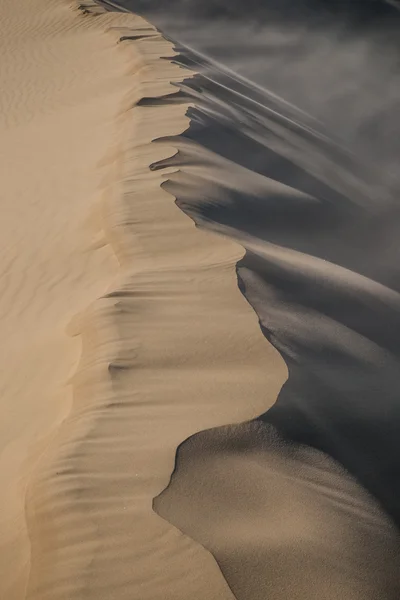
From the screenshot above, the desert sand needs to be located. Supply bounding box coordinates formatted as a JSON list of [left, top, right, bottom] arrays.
[[1, 2, 399, 600], [0, 1, 285, 598]]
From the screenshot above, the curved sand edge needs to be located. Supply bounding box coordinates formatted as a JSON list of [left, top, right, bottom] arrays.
[[1, 3, 286, 599]]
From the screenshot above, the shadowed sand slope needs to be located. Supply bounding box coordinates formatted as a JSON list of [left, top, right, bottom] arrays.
[[155, 423, 400, 600]]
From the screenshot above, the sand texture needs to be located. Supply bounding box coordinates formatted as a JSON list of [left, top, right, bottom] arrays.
[[0, 2, 285, 598], [2, 1, 399, 599]]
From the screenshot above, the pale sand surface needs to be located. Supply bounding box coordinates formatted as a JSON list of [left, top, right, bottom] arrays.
[[0, 2, 286, 599]]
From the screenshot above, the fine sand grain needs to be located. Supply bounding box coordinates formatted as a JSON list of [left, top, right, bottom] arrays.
[[0, 2, 286, 599]]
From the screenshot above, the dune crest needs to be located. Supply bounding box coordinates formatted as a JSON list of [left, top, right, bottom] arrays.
[[0, 1, 287, 599], [2, 1, 399, 599]]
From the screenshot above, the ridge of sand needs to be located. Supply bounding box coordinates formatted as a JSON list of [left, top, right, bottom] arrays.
[[0, 2, 286, 599]]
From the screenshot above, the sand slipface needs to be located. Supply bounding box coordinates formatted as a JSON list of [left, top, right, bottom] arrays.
[[0, 1, 285, 599]]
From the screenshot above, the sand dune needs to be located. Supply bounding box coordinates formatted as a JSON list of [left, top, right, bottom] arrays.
[[0, 1, 286, 598], [3, 1, 399, 599]]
